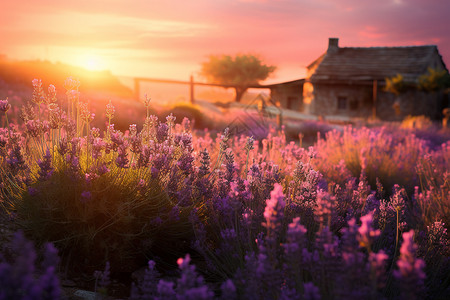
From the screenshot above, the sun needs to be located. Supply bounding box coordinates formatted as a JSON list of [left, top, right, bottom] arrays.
[[78, 54, 106, 71]]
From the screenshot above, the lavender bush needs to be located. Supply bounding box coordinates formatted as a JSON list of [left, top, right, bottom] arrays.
[[0, 79, 449, 299], [0, 231, 61, 299]]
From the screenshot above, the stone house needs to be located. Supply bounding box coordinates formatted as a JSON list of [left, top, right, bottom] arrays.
[[302, 38, 448, 121]]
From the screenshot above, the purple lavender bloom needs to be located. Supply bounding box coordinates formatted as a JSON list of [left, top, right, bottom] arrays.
[[130, 134, 142, 154], [169, 205, 180, 222], [314, 189, 336, 227], [198, 148, 210, 177], [368, 250, 388, 289], [284, 217, 307, 255], [357, 212, 381, 249], [58, 137, 69, 156], [263, 183, 286, 234], [177, 132, 193, 150], [181, 117, 191, 132], [94, 261, 111, 293], [175, 254, 214, 299], [0, 231, 61, 299], [37, 149, 54, 181], [25, 119, 46, 138], [80, 190, 92, 203], [156, 123, 169, 143], [303, 282, 321, 300], [177, 152, 195, 175], [427, 221, 450, 253], [7, 145, 26, 174], [157, 280, 176, 299], [95, 162, 110, 176], [151, 166, 159, 179], [38, 265, 61, 300], [92, 137, 106, 159], [41, 243, 60, 271], [28, 187, 39, 196], [220, 279, 236, 300], [394, 230, 426, 299], [110, 129, 125, 147], [130, 260, 161, 300], [116, 144, 129, 168], [0, 98, 11, 112]]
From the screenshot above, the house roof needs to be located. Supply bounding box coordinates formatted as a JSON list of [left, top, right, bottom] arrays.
[[307, 44, 447, 83]]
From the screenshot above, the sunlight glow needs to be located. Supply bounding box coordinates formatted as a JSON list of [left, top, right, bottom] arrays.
[[78, 54, 106, 71]]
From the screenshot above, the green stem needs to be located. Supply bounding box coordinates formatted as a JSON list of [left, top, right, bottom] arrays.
[[244, 150, 250, 178]]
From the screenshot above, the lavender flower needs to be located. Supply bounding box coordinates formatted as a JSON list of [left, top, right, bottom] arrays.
[[303, 282, 321, 300], [199, 148, 211, 177], [80, 191, 92, 203], [7, 145, 27, 174], [166, 113, 176, 127], [63, 77, 80, 90], [368, 250, 388, 289], [357, 212, 381, 249], [427, 221, 450, 253], [157, 280, 176, 299], [25, 119, 44, 138], [94, 261, 111, 294], [0, 98, 11, 112], [182, 117, 191, 132], [0, 231, 61, 299], [314, 189, 336, 227], [394, 230, 426, 299], [175, 254, 214, 299], [156, 123, 169, 143], [37, 149, 54, 181], [32, 78, 45, 105], [116, 144, 129, 168], [219, 280, 237, 300], [284, 217, 307, 256], [130, 260, 160, 300], [106, 100, 115, 120], [263, 183, 286, 232], [91, 137, 106, 159]]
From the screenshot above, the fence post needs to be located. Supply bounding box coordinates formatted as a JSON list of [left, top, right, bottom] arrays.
[[277, 112, 283, 129], [190, 75, 195, 104]]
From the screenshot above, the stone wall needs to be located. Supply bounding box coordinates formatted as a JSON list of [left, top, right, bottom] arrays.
[[377, 90, 446, 121], [304, 82, 447, 121], [270, 82, 303, 111], [306, 83, 373, 118]]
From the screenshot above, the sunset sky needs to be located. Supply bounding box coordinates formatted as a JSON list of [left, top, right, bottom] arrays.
[[2, 0, 450, 84]]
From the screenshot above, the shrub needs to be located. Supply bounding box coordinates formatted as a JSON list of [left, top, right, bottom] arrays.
[[1, 79, 450, 299], [0, 231, 61, 299], [165, 103, 208, 129], [313, 126, 429, 194], [401, 115, 434, 130]]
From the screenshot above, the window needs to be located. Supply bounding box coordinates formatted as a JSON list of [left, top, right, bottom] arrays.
[[337, 96, 347, 110]]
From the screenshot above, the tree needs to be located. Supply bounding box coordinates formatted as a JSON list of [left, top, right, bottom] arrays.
[[418, 67, 450, 93], [200, 54, 276, 102], [384, 74, 413, 95]]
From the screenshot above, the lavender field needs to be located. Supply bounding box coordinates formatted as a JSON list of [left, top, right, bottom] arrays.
[[1, 79, 449, 299]]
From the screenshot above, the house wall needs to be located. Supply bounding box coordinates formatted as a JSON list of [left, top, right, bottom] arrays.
[[304, 82, 373, 118], [304, 81, 446, 121], [270, 82, 304, 111], [377, 90, 446, 121]]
